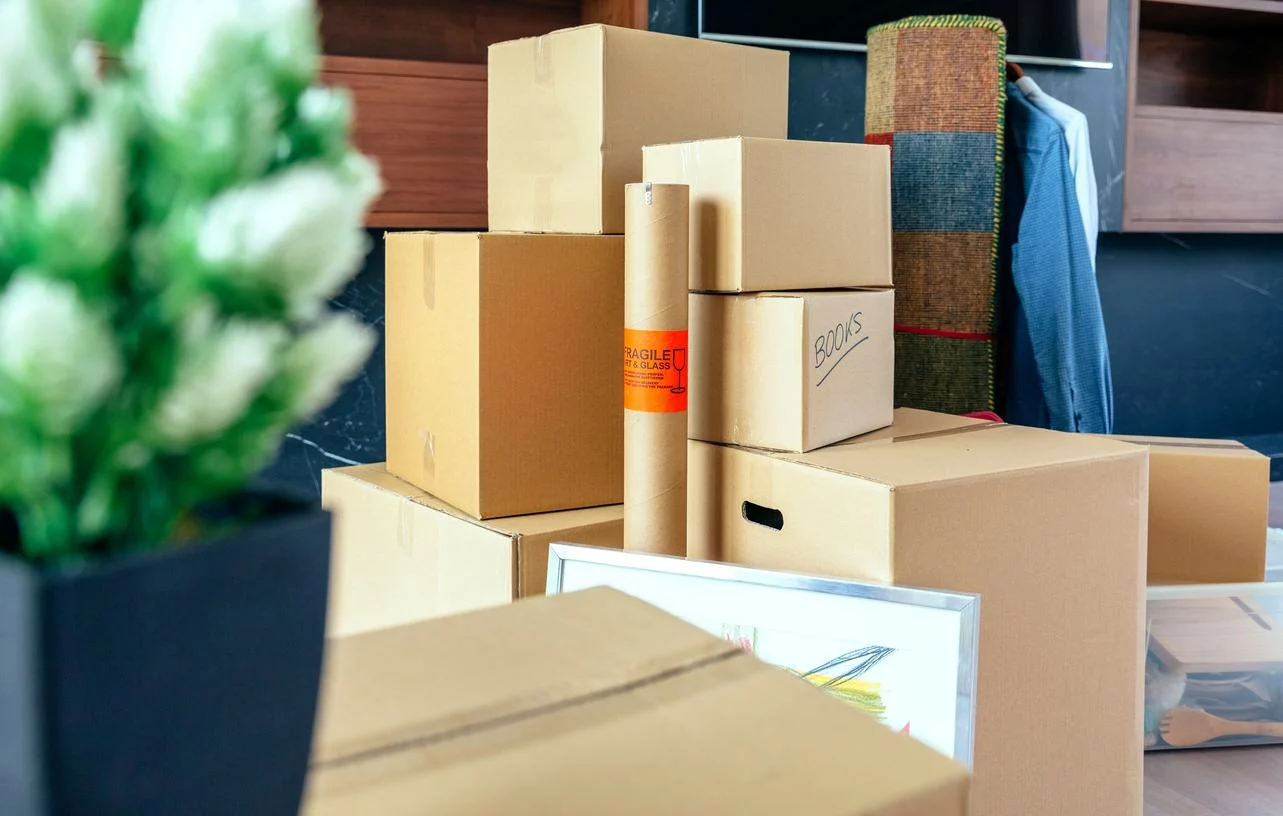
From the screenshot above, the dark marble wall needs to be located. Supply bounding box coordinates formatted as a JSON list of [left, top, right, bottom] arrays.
[[258, 233, 387, 497], [1097, 234, 1283, 440], [262, 0, 1283, 498]]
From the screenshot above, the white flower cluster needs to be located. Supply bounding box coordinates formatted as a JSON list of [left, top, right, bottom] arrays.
[[0, 0, 381, 555], [0, 273, 120, 435], [0, 1, 77, 158]]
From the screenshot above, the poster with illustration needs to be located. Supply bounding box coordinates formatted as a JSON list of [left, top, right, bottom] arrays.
[[547, 543, 979, 765]]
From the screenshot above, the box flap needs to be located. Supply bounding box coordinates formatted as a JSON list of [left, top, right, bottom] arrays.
[[307, 588, 968, 815], [834, 406, 988, 444], [1109, 434, 1263, 460], [778, 413, 1144, 488], [324, 465, 504, 536], [327, 462, 433, 502], [501, 504, 624, 537]]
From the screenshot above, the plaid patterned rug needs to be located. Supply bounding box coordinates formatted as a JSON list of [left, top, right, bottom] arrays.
[[865, 16, 1008, 414]]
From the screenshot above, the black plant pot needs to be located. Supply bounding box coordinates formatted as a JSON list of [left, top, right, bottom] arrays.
[[0, 494, 331, 816]]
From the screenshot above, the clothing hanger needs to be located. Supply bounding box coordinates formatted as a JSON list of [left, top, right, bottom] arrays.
[[1006, 60, 1025, 82]]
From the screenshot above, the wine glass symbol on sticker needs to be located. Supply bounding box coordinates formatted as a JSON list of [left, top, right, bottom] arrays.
[[671, 347, 687, 395]]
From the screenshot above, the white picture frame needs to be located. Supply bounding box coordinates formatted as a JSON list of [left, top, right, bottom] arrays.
[[547, 543, 980, 765]]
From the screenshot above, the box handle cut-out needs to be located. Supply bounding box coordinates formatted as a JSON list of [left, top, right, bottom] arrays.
[[742, 501, 784, 531]]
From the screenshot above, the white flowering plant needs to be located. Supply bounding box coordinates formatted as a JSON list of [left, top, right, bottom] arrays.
[[0, 0, 380, 561]]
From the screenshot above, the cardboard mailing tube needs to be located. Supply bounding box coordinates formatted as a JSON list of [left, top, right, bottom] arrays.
[[623, 182, 689, 556]]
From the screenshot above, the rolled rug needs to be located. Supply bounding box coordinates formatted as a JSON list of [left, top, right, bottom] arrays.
[[864, 15, 1008, 414]]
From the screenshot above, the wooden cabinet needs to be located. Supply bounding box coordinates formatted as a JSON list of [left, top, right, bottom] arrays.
[[1127, 106, 1283, 231], [324, 58, 487, 228], [318, 0, 649, 229], [1124, 0, 1283, 232]]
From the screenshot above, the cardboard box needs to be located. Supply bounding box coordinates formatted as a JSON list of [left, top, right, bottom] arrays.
[[488, 25, 788, 235], [320, 464, 623, 637], [385, 231, 623, 519], [306, 588, 970, 815], [690, 289, 894, 452], [1112, 435, 1269, 585], [689, 409, 1149, 816], [643, 137, 892, 292]]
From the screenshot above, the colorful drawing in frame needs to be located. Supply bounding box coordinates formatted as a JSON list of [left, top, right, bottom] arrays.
[[547, 543, 979, 765]]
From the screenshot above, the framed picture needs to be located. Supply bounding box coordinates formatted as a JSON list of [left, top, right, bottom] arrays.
[[546, 543, 980, 765]]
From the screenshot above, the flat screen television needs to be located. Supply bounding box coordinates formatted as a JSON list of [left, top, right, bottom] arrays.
[[699, 0, 1111, 68]]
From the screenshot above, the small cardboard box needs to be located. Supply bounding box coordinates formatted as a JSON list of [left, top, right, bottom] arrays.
[[306, 588, 970, 815], [320, 464, 623, 637], [488, 25, 788, 235], [690, 289, 894, 452], [643, 137, 892, 292], [385, 231, 623, 519], [1111, 435, 1269, 584], [689, 409, 1149, 816]]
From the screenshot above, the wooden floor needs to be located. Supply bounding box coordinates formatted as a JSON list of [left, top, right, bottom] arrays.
[[1146, 747, 1283, 814], [1144, 482, 1283, 814]]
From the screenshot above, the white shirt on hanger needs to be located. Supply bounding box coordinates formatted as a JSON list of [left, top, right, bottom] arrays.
[[1016, 76, 1099, 272]]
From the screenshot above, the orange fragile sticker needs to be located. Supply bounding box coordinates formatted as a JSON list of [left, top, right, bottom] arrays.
[[623, 328, 689, 413]]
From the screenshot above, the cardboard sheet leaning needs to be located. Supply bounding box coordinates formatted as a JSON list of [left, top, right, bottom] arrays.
[[623, 183, 689, 556]]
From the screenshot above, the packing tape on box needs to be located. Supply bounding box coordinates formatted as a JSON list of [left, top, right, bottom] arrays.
[[534, 35, 553, 85], [397, 498, 415, 556], [1126, 438, 1248, 451], [818, 419, 1010, 452], [421, 239, 436, 310], [533, 176, 553, 232], [889, 421, 1009, 445], [419, 429, 436, 480]]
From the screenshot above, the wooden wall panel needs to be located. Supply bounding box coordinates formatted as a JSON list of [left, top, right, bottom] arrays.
[[581, 0, 647, 29], [317, 0, 648, 228], [318, 0, 582, 63], [323, 58, 488, 229], [1126, 107, 1283, 231]]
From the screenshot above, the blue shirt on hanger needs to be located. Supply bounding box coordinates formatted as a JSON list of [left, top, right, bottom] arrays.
[[1003, 84, 1114, 434]]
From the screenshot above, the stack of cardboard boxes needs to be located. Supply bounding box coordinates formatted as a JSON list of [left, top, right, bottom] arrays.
[[644, 136, 895, 455], [314, 20, 1275, 816], [321, 26, 790, 637]]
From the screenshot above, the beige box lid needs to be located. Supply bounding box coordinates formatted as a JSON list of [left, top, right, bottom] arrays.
[[384, 231, 624, 519], [321, 465, 623, 637], [644, 136, 891, 291], [488, 25, 788, 234], [306, 588, 969, 815]]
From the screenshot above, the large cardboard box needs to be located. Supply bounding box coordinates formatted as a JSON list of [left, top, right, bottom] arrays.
[[643, 137, 892, 291], [320, 464, 623, 637], [488, 25, 788, 235], [689, 409, 1149, 816], [385, 231, 623, 519], [1112, 435, 1269, 584], [306, 588, 970, 815], [690, 289, 894, 452]]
